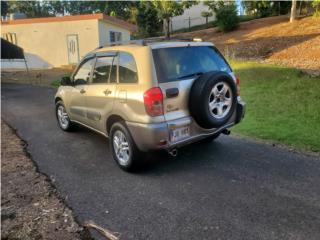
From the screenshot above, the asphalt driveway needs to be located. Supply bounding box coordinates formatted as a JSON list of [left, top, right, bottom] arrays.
[[2, 84, 320, 240]]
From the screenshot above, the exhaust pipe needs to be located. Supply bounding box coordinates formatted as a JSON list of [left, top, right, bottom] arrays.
[[222, 129, 231, 135], [168, 148, 178, 157]]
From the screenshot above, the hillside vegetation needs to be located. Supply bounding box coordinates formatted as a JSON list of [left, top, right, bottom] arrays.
[[176, 16, 320, 75]]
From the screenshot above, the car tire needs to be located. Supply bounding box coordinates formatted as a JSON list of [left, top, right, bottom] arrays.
[[55, 101, 76, 131], [110, 122, 142, 172], [189, 71, 237, 129]]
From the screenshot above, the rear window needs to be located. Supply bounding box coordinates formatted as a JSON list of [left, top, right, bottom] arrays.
[[152, 46, 232, 83]]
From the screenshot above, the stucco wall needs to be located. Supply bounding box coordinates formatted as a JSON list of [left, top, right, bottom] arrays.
[[98, 20, 131, 46], [171, 2, 216, 31], [2, 19, 100, 68]]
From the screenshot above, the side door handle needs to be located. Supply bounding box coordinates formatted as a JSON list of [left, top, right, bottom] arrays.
[[103, 89, 112, 95], [80, 89, 86, 94]]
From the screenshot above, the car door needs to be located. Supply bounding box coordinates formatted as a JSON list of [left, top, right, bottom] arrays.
[[68, 57, 95, 123], [113, 52, 140, 121], [84, 52, 117, 132]]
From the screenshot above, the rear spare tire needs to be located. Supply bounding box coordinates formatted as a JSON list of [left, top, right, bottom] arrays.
[[189, 71, 237, 129]]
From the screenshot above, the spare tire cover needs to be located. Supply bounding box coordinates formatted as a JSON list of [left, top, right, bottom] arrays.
[[189, 71, 237, 129]]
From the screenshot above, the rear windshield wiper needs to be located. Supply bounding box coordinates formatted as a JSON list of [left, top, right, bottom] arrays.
[[177, 71, 204, 80]]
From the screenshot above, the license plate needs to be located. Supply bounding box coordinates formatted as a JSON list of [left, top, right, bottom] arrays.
[[170, 126, 190, 142]]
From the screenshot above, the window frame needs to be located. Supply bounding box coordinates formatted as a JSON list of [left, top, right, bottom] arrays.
[[71, 56, 95, 86], [89, 51, 118, 85], [117, 51, 139, 85], [109, 31, 122, 43]]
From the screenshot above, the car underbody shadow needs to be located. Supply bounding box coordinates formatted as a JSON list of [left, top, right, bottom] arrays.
[[135, 139, 226, 174]]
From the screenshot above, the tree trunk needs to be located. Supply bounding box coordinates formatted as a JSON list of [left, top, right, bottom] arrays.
[[298, 0, 303, 16], [165, 17, 170, 39], [206, 17, 208, 26], [290, 0, 297, 22]]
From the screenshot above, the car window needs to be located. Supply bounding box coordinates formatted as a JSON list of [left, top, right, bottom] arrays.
[[118, 52, 138, 84], [73, 58, 94, 85], [152, 46, 232, 83], [92, 56, 116, 84]]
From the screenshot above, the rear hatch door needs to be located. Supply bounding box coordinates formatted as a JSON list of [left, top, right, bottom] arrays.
[[152, 44, 233, 122]]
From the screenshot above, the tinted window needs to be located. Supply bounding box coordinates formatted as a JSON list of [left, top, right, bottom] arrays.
[[73, 58, 94, 85], [92, 56, 116, 84], [118, 52, 138, 83], [152, 46, 232, 83]]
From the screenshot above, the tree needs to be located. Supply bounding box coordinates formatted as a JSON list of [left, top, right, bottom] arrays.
[[7, 1, 51, 17], [312, 0, 320, 16], [290, 0, 297, 22], [152, 0, 196, 39], [241, 1, 292, 17], [102, 1, 139, 21], [46, 1, 69, 16], [1, 1, 8, 17], [201, 11, 213, 26], [215, 4, 239, 32], [136, 1, 162, 37], [241, 1, 272, 17], [204, 1, 239, 32]]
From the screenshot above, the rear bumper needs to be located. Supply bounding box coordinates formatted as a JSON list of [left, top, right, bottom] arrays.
[[127, 100, 246, 152]]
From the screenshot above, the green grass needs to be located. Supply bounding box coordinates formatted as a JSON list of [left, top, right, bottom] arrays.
[[230, 60, 320, 152], [51, 79, 61, 88]]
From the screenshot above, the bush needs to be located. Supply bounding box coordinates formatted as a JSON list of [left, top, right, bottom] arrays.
[[215, 4, 239, 32], [313, 0, 320, 17]]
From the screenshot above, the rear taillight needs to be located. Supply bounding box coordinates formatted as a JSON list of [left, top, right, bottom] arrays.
[[236, 77, 240, 96], [143, 87, 164, 117]]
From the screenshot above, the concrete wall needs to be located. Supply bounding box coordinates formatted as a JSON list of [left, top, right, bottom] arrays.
[[171, 2, 216, 31], [98, 20, 131, 46], [2, 19, 100, 68]]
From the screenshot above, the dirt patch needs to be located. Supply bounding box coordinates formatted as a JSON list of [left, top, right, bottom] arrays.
[[1, 121, 92, 240], [176, 15, 320, 74], [1, 68, 73, 86]]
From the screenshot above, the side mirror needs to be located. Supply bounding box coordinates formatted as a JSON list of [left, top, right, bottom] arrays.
[[61, 76, 72, 86]]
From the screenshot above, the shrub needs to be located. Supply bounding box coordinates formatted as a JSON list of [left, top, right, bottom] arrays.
[[313, 0, 320, 17], [215, 4, 239, 32]]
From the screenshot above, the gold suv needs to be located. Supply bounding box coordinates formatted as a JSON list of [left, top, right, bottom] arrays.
[[55, 39, 245, 171]]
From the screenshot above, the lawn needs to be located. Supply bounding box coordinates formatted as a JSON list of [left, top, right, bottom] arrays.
[[230, 60, 320, 152]]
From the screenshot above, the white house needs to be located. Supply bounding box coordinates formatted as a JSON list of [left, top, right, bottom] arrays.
[[1, 13, 137, 69]]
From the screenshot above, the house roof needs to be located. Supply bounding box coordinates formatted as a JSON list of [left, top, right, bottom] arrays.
[[1, 13, 137, 32]]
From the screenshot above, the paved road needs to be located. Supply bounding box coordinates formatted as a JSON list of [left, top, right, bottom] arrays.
[[2, 84, 320, 240]]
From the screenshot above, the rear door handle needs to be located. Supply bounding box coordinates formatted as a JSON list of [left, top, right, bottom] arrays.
[[166, 88, 179, 98], [80, 89, 86, 94], [103, 89, 112, 95]]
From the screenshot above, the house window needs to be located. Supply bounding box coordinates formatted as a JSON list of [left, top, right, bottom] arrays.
[[110, 31, 122, 43], [3, 33, 17, 45]]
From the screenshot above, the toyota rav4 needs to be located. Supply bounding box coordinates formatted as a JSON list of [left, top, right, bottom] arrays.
[[55, 38, 245, 171]]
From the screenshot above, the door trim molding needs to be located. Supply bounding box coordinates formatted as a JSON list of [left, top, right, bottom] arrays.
[[66, 34, 80, 64]]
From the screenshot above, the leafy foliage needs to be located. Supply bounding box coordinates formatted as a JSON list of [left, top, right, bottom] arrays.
[[136, 1, 162, 38], [152, 0, 196, 38], [1, 1, 8, 17], [313, 0, 320, 16], [214, 3, 239, 32], [6, 1, 52, 17], [201, 11, 213, 25], [242, 1, 291, 17], [103, 1, 138, 21]]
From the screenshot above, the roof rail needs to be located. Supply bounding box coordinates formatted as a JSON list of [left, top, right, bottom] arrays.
[[143, 37, 203, 44], [95, 37, 203, 49]]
